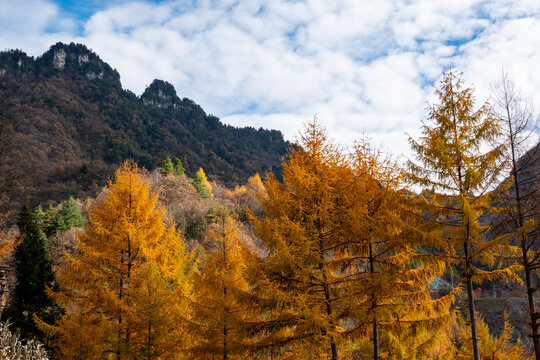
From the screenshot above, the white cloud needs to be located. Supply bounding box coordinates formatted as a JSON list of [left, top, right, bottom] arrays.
[[2, 0, 540, 162], [0, 0, 75, 53], [458, 17, 540, 102]]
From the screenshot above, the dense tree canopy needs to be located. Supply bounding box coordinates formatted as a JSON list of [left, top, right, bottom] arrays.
[[42, 161, 196, 359]]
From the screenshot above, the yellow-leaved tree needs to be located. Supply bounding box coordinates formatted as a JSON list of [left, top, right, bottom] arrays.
[[436, 312, 529, 360], [0, 209, 14, 319], [406, 70, 522, 360], [247, 120, 350, 360], [226, 173, 266, 221], [247, 120, 455, 360], [192, 167, 213, 199], [41, 161, 196, 359], [191, 209, 255, 359], [344, 139, 453, 360]]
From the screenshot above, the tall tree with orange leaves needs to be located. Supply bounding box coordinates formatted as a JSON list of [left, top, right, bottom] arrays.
[[407, 70, 522, 360], [247, 120, 351, 360], [41, 161, 196, 359], [191, 209, 254, 359], [342, 139, 453, 360]]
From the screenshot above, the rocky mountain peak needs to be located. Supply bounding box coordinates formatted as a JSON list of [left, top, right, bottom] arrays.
[[0, 49, 35, 80], [141, 79, 181, 109], [41, 42, 96, 69], [36, 42, 121, 85]]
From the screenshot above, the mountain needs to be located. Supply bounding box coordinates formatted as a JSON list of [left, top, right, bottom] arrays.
[[0, 42, 290, 206]]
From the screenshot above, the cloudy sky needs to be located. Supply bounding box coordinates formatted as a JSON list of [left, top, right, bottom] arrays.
[[1, 0, 540, 159]]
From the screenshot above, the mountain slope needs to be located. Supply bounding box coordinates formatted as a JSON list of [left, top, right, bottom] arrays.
[[0, 42, 290, 205]]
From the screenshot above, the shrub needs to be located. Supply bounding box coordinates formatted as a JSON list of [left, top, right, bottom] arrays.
[[0, 321, 49, 359]]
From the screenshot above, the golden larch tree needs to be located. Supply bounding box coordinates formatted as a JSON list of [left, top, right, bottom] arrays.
[[436, 312, 529, 360], [191, 210, 254, 359], [407, 70, 522, 360], [192, 167, 213, 199], [0, 208, 14, 319], [247, 120, 351, 360], [343, 139, 452, 360], [43, 161, 196, 359]]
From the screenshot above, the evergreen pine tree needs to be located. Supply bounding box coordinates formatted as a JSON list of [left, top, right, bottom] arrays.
[[33, 205, 46, 228], [42, 205, 60, 238], [173, 158, 185, 176], [4, 202, 59, 340], [56, 196, 85, 232], [161, 157, 174, 176]]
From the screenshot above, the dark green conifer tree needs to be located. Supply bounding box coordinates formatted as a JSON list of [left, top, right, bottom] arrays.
[[34, 205, 46, 228], [56, 196, 85, 232], [161, 157, 174, 176], [35, 198, 85, 237], [173, 158, 185, 176], [41, 205, 60, 238], [3, 202, 60, 340]]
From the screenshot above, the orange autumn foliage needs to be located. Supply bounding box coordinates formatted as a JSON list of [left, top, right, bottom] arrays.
[[42, 161, 196, 359], [407, 71, 523, 360], [191, 211, 255, 359]]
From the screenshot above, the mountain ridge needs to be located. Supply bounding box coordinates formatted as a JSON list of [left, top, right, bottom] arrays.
[[0, 42, 290, 206]]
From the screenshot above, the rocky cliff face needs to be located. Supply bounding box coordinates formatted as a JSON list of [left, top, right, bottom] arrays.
[[0, 50, 35, 81], [52, 48, 66, 69], [36, 42, 121, 85]]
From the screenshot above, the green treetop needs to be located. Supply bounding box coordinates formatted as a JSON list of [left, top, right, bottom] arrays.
[[161, 157, 174, 176], [57, 196, 85, 232], [173, 158, 185, 176]]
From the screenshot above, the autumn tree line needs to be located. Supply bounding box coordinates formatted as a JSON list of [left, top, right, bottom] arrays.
[[0, 70, 539, 360]]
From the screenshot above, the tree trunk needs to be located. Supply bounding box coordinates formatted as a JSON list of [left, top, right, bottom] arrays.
[[523, 240, 540, 358], [223, 223, 229, 360], [509, 119, 540, 359], [372, 318, 379, 360], [318, 233, 338, 360], [223, 322, 228, 360], [464, 243, 480, 360], [323, 282, 338, 360], [369, 242, 379, 360]]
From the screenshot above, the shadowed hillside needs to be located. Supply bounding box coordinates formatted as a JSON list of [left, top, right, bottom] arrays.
[[0, 42, 290, 206]]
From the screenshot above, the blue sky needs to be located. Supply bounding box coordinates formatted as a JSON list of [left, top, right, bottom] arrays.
[[54, 0, 108, 20], [53, 0, 170, 22], [1, 0, 540, 159]]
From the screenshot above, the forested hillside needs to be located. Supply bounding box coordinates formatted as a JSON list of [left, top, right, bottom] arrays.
[[0, 42, 290, 206]]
